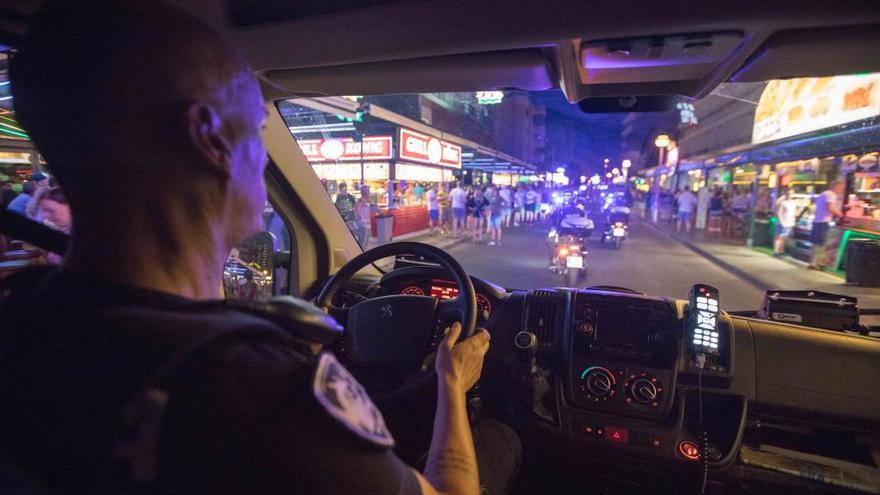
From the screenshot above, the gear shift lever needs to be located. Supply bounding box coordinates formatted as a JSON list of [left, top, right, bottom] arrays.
[[512, 331, 552, 421], [513, 331, 537, 373]]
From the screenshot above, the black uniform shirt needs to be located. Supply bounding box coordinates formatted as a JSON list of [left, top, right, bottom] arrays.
[[0, 270, 420, 494]]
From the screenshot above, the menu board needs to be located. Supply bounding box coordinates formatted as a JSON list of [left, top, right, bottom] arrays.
[[753, 73, 880, 144]]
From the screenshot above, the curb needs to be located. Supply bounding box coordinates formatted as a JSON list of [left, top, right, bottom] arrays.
[[387, 229, 471, 252], [639, 219, 772, 291]]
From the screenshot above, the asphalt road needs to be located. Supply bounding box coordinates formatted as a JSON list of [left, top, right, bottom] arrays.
[[442, 221, 766, 311]]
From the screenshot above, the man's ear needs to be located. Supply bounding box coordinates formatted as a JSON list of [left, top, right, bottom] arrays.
[[185, 102, 232, 179]]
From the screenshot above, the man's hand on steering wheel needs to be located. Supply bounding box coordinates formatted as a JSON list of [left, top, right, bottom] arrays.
[[436, 322, 491, 393]]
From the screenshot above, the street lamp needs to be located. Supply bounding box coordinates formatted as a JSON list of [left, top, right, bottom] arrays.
[[652, 134, 671, 223], [621, 159, 632, 181]]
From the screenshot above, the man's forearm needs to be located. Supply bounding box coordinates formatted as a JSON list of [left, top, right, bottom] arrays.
[[423, 380, 479, 495]]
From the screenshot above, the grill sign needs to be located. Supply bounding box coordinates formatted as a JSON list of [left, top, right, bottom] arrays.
[[298, 136, 392, 162], [399, 128, 462, 169]]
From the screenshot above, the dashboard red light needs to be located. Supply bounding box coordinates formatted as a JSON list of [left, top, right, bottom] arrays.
[[401, 286, 425, 296], [604, 426, 629, 444], [678, 441, 700, 461], [430, 284, 459, 299]]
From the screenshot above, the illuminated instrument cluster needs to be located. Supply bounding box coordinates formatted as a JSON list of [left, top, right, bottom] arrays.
[[400, 281, 493, 316]]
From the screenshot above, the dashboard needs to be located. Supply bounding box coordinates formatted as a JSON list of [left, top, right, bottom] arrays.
[[346, 269, 880, 492]]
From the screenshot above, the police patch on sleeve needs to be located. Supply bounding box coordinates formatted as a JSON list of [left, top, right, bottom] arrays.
[[312, 352, 395, 448]]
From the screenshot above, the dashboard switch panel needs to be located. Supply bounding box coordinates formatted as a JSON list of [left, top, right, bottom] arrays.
[[569, 292, 678, 417]]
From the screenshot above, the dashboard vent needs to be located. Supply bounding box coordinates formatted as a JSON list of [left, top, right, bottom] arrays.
[[531, 289, 557, 298], [526, 290, 563, 346]]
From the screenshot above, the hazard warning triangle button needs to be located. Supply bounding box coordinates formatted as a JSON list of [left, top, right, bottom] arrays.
[[604, 426, 629, 443]]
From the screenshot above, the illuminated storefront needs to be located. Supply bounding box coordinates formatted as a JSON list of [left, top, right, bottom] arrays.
[[281, 96, 535, 237], [677, 73, 880, 271]]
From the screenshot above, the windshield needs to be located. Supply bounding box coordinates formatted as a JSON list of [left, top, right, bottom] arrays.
[[279, 77, 880, 311]]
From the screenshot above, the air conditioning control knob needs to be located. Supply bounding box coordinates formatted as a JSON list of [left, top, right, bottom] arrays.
[[629, 378, 658, 404], [580, 366, 617, 401]]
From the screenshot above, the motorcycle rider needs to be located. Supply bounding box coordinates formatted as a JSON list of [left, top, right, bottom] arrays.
[[548, 198, 593, 268]]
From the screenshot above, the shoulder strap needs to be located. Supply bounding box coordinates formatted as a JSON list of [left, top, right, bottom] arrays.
[[113, 324, 289, 489]]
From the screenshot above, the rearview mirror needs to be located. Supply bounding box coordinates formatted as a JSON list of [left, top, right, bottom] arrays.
[[223, 231, 275, 300]]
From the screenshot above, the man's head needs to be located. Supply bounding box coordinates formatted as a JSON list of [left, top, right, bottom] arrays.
[[338, 183, 348, 195], [12, 0, 268, 248], [37, 187, 72, 232], [30, 172, 49, 189], [829, 179, 845, 196]]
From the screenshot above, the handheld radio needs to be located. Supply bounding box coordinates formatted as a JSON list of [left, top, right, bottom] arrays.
[[688, 284, 720, 363]]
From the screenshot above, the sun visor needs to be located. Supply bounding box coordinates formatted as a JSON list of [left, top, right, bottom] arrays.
[[731, 25, 880, 82]]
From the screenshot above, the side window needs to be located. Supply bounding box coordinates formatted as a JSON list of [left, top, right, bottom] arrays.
[[222, 201, 292, 300]]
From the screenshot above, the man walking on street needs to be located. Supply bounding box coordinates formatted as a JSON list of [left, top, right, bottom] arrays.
[[675, 187, 698, 234], [514, 186, 526, 226], [355, 185, 375, 247], [524, 186, 538, 224], [427, 183, 441, 235], [809, 180, 845, 270], [499, 185, 513, 228], [450, 181, 467, 238], [487, 187, 507, 246], [773, 187, 798, 256]]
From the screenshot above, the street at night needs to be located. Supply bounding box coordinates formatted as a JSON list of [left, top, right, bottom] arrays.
[[437, 221, 765, 310]]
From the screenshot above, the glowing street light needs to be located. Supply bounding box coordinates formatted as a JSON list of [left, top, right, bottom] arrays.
[[580, 175, 587, 183], [556, 167, 566, 173], [611, 168, 620, 175], [621, 159, 633, 181], [652, 134, 673, 223], [605, 172, 612, 179]]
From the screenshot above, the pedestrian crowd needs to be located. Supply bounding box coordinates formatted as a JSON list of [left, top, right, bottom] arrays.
[[329, 179, 552, 248], [435, 182, 547, 246], [639, 178, 846, 272]]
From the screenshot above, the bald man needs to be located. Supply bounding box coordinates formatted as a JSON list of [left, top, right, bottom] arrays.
[[0, 1, 518, 494]]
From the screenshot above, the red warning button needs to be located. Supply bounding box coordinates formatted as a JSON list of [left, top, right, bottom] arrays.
[[678, 441, 700, 461], [604, 426, 629, 444]]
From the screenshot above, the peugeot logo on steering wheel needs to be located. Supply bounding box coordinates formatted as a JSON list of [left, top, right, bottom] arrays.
[[380, 304, 394, 320]]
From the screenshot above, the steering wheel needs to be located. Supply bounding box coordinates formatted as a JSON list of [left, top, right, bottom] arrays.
[[316, 241, 477, 398]]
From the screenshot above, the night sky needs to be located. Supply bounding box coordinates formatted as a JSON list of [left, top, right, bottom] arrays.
[[531, 90, 678, 176]]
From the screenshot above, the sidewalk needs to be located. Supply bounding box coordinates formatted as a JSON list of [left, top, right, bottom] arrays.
[[368, 226, 470, 252], [643, 218, 880, 308]]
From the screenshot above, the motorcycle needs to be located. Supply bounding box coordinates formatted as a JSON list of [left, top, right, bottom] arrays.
[[601, 206, 630, 250], [602, 220, 627, 250], [548, 229, 590, 287]]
